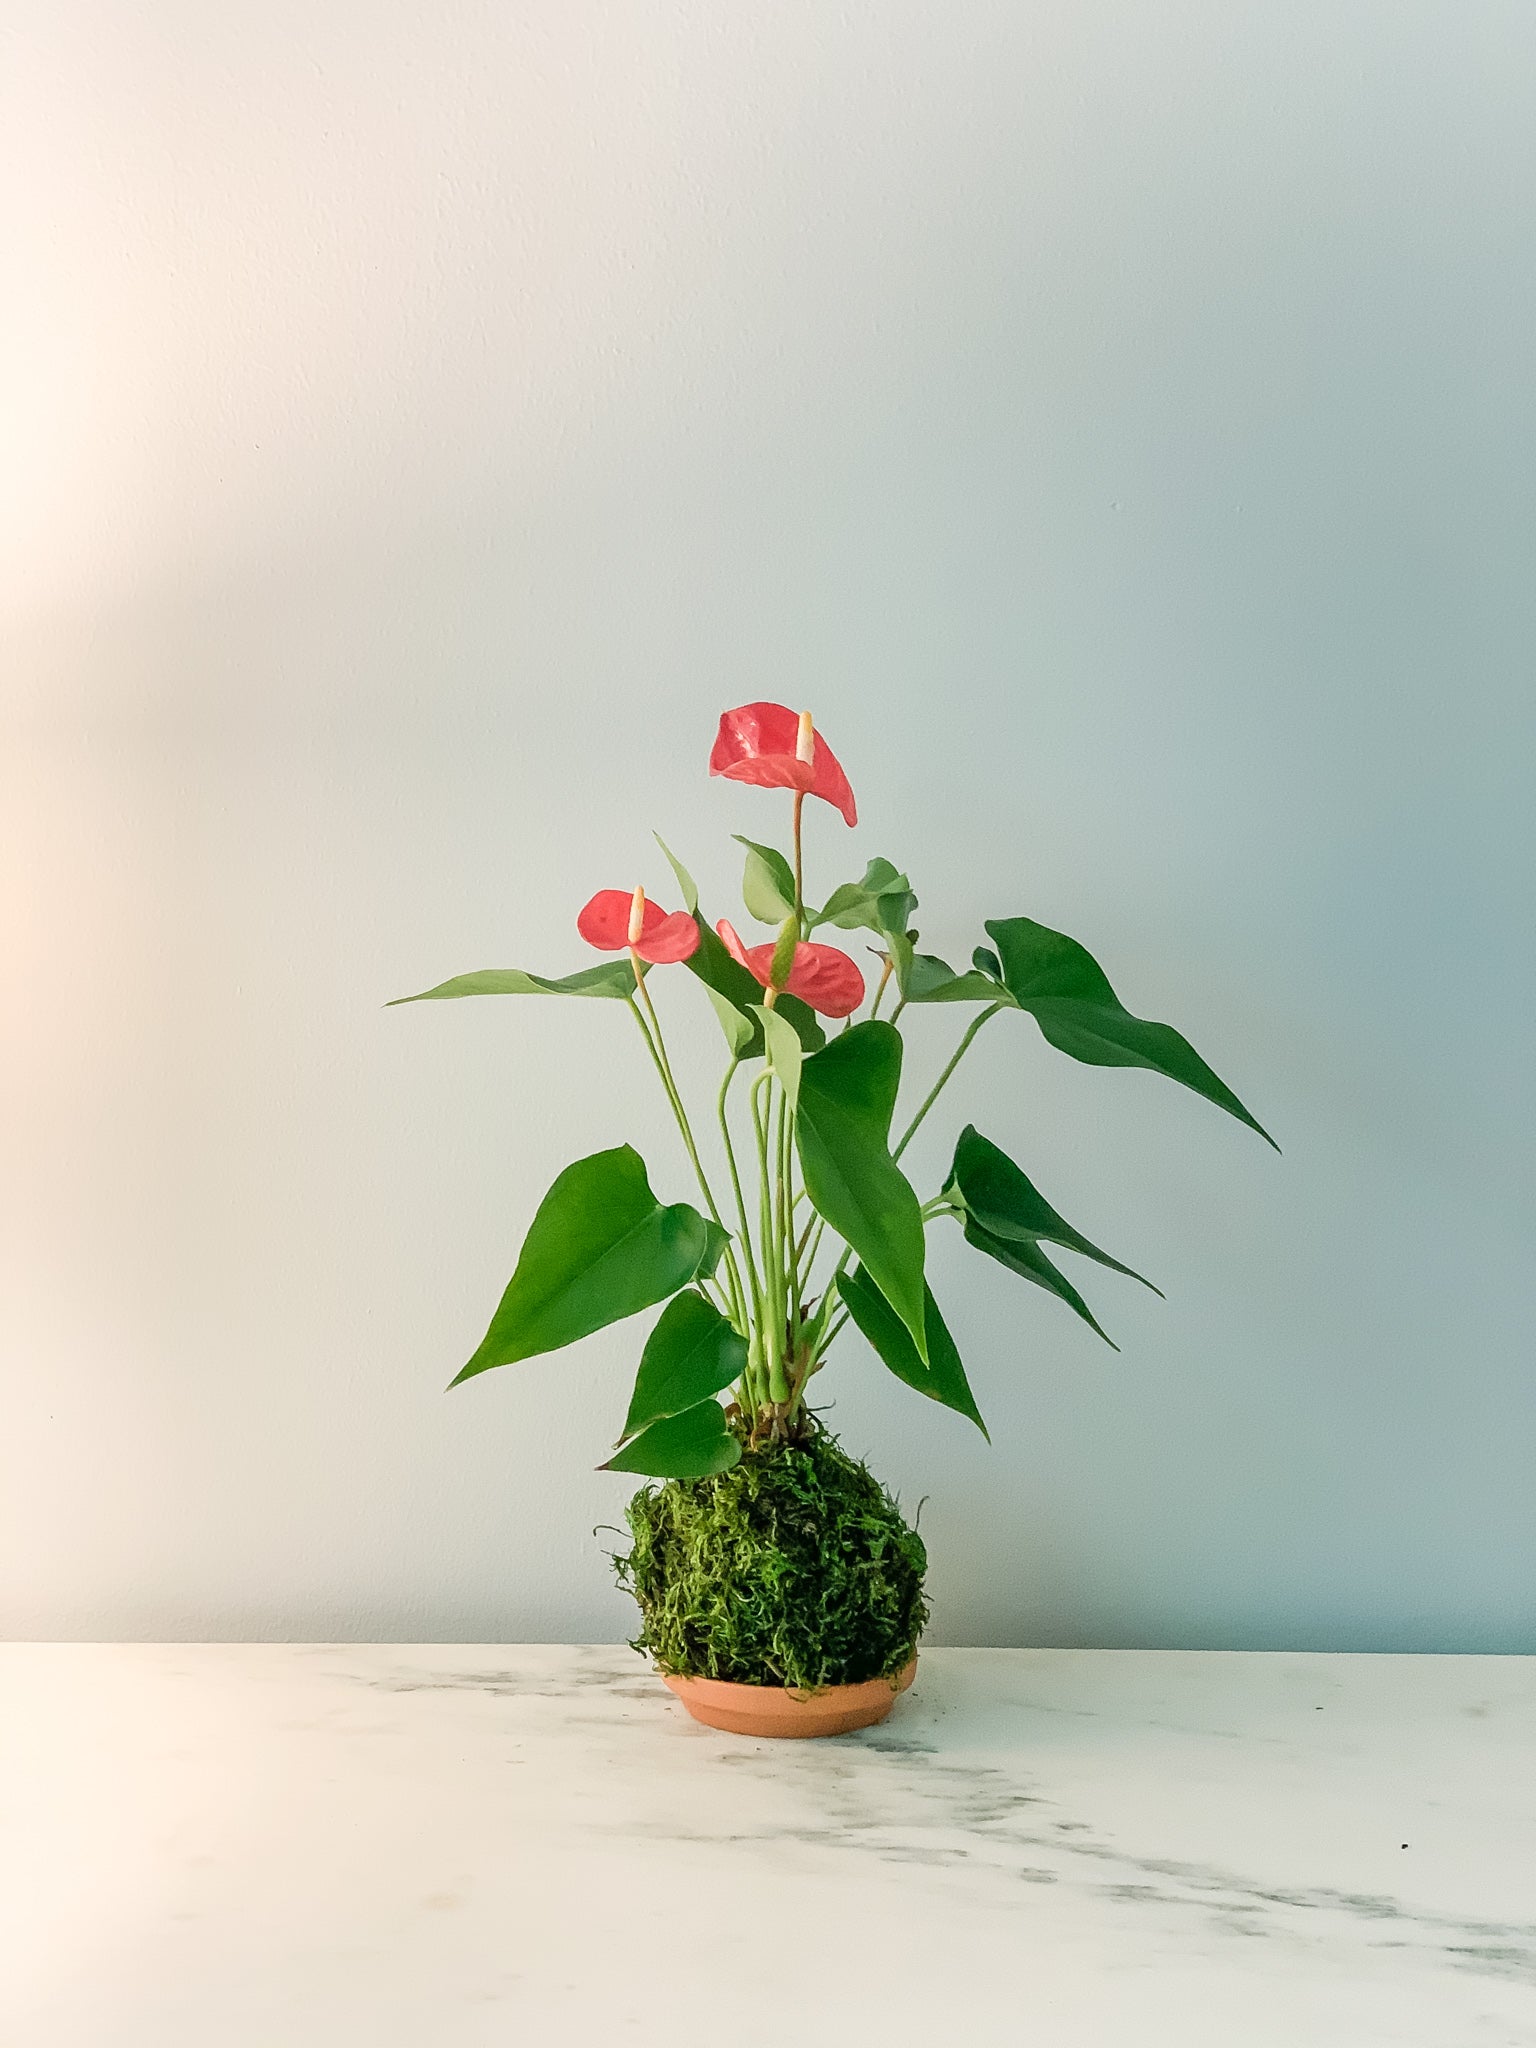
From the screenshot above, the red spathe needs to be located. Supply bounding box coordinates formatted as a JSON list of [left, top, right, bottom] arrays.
[[717, 919, 865, 1018], [577, 891, 700, 964], [709, 703, 858, 827]]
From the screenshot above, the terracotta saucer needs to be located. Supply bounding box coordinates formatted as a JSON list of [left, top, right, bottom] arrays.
[[662, 1657, 917, 1738]]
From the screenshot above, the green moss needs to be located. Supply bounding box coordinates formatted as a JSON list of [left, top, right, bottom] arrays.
[[615, 1426, 928, 1689]]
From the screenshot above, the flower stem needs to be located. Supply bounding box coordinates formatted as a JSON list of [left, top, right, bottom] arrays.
[[869, 955, 894, 1019], [791, 790, 806, 937], [717, 1059, 761, 1305], [624, 988, 748, 1338], [716, 1059, 768, 1411], [628, 972, 719, 1216], [751, 1071, 789, 1403]]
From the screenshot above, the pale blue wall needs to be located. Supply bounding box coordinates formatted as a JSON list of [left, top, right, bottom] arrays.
[[4, 1, 1532, 1647]]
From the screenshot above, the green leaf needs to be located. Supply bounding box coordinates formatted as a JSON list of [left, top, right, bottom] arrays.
[[618, 1293, 748, 1442], [899, 947, 1006, 1004], [734, 837, 797, 925], [753, 1003, 803, 1110], [794, 1022, 928, 1361], [652, 834, 699, 916], [693, 1216, 732, 1282], [880, 927, 1005, 1006], [390, 962, 638, 1004], [947, 1125, 1161, 1296], [452, 1146, 720, 1385], [985, 917, 1277, 1148], [685, 920, 826, 1057], [838, 1267, 988, 1439], [704, 982, 756, 1056], [959, 1213, 1119, 1349], [600, 1398, 742, 1478], [814, 858, 916, 941]]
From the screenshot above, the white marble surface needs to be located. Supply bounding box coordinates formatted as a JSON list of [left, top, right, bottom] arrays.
[[3, 1646, 1534, 2046]]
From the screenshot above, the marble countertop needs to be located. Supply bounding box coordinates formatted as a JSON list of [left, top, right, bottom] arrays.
[[3, 1645, 1533, 2046]]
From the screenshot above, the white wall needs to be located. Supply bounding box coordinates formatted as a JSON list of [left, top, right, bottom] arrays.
[[4, 1, 1533, 1648]]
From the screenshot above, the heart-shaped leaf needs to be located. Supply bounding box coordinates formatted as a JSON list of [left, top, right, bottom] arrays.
[[814, 858, 916, 941], [734, 837, 797, 924], [883, 930, 1005, 1005], [601, 1398, 742, 1478], [909, 952, 1004, 1004], [452, 1146, 721, 1384], [390, 962, 639, 1004], [795, 1022, 928, 1360], [985, 917, 1276, 1147], [618, 1293, 748, 1443], [838, 1267, 988, 1438], [947, 1126, 1161, 1296]]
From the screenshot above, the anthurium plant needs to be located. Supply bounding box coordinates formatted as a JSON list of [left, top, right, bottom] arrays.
[[394, 703, 1274, 1485]]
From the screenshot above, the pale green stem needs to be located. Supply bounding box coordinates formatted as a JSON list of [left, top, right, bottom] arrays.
[[717, 1061, 762, 1307], [791, 790, 806, 936], [777, 1089, 806, 1392], [783, 1103, 804, 1336], [892, 1003, 1005, 1161], [868, 955, 894, 1020], [794, 1209, 817, 1263], [751, 1071, 788, 1402], [624, 990, 747, 1336], [627, 977, 721, 1219], [805, 1244, 854, 1356], [716, 1059, 767, 1411], [799, 1216, 828, 1292], [799, 1006, 1006, 1363]]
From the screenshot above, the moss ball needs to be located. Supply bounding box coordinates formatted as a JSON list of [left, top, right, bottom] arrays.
[[615, 1427, 928, 1689]]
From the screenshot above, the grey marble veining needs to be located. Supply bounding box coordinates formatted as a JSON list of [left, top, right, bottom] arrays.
[[3, 1645, 1533, 2045]]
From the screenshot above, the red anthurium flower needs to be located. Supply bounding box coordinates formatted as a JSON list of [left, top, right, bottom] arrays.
[[717, 919, 865, 1018], [578, 888, 700, 964], [709, 703, 858, 827]]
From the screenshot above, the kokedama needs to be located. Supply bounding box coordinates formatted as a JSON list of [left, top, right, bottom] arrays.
[[393, 702, 1273, 1734]]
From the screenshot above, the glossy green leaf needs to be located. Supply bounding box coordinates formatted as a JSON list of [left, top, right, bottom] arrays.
[[694, 1216, 732, 1282], [734, 837, 797, 924], [753, 1003, 803, 1110], [601, 1398, 742, 1478], [618, 1293, 748, 1442], [653, 834, 699, 916], [685, 920, 825, 1057], [985, 917, 1276, 1147], [795, 1022, 928, 1360], [838, 1267, 988, 1438], [390, 962, 638, 1004], [947, 1125, 1161, 1296], [452, 1146, 721, 1385], [814, 858, 916, 941], [959, 1212, 1118, 1349], [890, 938, 1006, 1005]]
